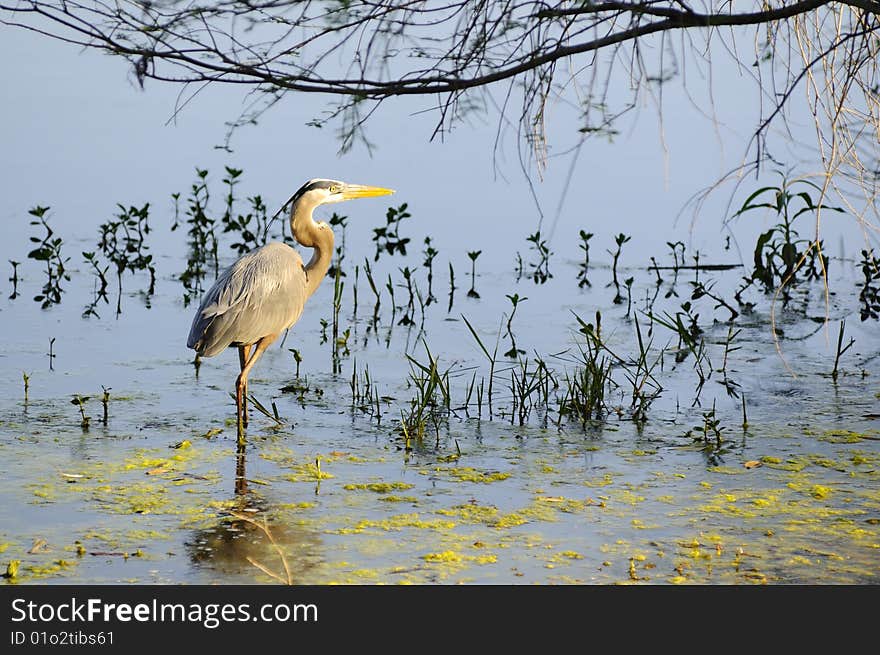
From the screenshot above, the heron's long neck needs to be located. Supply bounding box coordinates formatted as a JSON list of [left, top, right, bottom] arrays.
[[291, 201, 335, 299]]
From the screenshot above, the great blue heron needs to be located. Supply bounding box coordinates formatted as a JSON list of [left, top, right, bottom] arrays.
[[187, 178, 394, 435]]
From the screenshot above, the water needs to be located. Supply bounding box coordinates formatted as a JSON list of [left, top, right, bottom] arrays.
[[1, 27, 878, 586], [1, 208, 878, 584]]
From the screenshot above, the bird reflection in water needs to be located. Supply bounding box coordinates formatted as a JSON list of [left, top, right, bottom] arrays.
[[186, 442, 321, 583]]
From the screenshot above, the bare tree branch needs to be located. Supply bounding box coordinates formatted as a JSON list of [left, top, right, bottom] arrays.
[[1, 1, 877, 220]]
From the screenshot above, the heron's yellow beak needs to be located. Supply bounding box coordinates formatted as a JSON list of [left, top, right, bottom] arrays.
[[341, 184, 395, 200]]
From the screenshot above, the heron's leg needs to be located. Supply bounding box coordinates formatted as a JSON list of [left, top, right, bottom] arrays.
[[235, 335, 278, 437], [237, 344, 252, 427]]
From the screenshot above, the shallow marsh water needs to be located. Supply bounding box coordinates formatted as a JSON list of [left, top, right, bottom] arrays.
[[1, 210, 878, 586], [1, 12, 878, 587]]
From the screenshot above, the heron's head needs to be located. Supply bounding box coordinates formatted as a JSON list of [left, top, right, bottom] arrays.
[[292, 178, 395, 208]]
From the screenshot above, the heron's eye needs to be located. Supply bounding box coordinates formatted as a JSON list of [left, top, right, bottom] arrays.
[[329, 184, 341, 194]]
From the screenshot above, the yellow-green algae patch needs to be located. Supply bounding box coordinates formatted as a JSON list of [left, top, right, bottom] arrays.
[[5, 402, 880, 585], [434, 466, 511, 483], [378, 495, 419, 503], [761, 456, 808, 472], [534, 496, 598, 513], [278, 501, 317, 510], [810, 484, 832, 499], [494, 513, 528, 529], [337, 513, 456, 534], [624, 450, 656, 459], [422, 550, 497, 565], [343, 482, 414, 493], [435, 495, 596, 531], [603, 486, 647, 508], [583, 473, 617, 488], [850, 451, 880, 466], [28, 484, 55, 502], [24, 558, 79, 580], [818, 429, 878, 444], [549, 550, 585, 562], [437, 504, 500, 523], [708, 465, 746, 476], [20, 442, 230, 513], [122, 445, 201, 471], [281, 460, 334, 482], [91, 481, 175, 515]]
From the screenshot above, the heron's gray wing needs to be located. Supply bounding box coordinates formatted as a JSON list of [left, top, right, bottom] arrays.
[[187, 242, 307, 357]]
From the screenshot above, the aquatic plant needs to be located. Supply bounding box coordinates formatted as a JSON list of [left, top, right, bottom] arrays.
[[384, 274, 397, 322], [858, 249, 880, 321], [174, 168, 219, 305], [649, 256, 663, 286], [525, 230, 552, 284], [332, 264, 346, 373], [289, 348, 303, 378], [71, 394, 90, 430], [363, 258, 382, 325], [732, 174, 842, 300], [462, 314, 500, 417], [558, 314, 612, 426], [352, 264, 360, 317], [624, 276, 634, 318], [577, 230, 593, 288], [667, 241, 685, 274], [80, 251, 110, 318], [831, 320, 855, 381], [246, 393, 283, 426], [509, 356, 557, 427], [422, 236, 438, 305], [229, 194, 273, 255], [47, 337, 56, 371], [101, 386, 111, 426], [372, 203, 411, 261], [466, 250, 481, 299], [8, 260, 20, 300], [650, 302, 711, 401], [219, 167, 274, 255], [97, 203, 155, 315], [327, 215, 348, 279], [350, 359, 382, 423], [401, 342, 451, 442], [503, 293, 527, 359], [397, 266, 417, 327], [716, 326, 742, 398], [219, 166, 244, 249], [690, 280, 739, 321], [27, 206, 69, 309], [624, 317, 663, 424], [608, 233, 630, 304], [447, 261, 457, 311], [686, 403, 727, 465]]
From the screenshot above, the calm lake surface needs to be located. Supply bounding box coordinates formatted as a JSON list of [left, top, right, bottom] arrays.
[[0, 27, 878, 585]]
